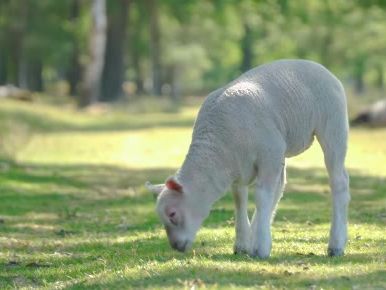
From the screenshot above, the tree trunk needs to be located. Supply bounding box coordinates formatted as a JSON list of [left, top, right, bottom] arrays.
[[80, 0, 107, 107], [67, 45, 81, 96], [101, 0, 130, 102], [320, 1, 334, 68], [354, 59, 365, 95], [146, 0, 162, 96], [240, 23, 253, 73], [170, 66, 180, 103], [354, 73, 364, 94], [130, 1, 146, 96], [18, 56, 29, 89], [66, 0, 81, 96], [163, 65, 180, 102], [376, 65, 384, 90], [320, 33, 333, 68], [0, 48, 7, 85], [27, 60, 43, 92], [18, 57, 43, 92], [8, 0, 28, 86], [133, 49, 145, 95]]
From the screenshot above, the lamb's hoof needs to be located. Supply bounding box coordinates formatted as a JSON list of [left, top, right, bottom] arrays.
[[249, 249, 270, 259], [233, 244, 249, 255], [328, 248, 344, 257]]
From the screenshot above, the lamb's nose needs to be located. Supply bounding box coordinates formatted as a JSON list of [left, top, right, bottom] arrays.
[[171, 240, 188, 252]]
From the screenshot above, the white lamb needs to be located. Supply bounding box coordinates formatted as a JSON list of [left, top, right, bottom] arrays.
[[146, 59, 350, 259]]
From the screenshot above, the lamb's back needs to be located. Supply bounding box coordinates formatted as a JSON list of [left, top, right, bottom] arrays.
[[188, 60, 346, 182]]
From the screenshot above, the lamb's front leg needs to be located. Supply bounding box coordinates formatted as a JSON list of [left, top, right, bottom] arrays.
[[250, 164, 282, 259], [232, 185, 251, 254]]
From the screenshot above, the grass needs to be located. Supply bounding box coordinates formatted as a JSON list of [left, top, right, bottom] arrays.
[[0, 98, 385, 289]]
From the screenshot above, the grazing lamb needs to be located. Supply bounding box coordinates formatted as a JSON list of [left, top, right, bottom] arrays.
[[146, 59, 350, 259]]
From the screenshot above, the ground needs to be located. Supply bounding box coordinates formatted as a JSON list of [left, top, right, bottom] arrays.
[[0, 98, 385, 289]]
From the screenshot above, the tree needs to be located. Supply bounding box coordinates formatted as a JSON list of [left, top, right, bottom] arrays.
[[240, 23, 253, 72], [66, 0, 82, 96], [0, 39, 7, 85], [0, 0, 385, 99], [145, 0, 162, 96], [353, 57, 366, 94], [101, 0, 131, 102], [0, 0, 75, 92], [80, 0, 107, 107], [376, 64, 384, 90], [129, 0, 148, 96], [6, 0, 28, 86]]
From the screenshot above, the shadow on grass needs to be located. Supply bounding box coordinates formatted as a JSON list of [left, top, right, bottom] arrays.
[[0, 161, 385, 288], [0, 161, 385, 230], [1, 162, 384, 222]]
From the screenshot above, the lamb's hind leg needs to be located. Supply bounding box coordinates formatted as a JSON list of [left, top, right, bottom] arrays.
[[232, 185, 251, 254], [317, 122, 350, 256], [270, 163, 286, 223]]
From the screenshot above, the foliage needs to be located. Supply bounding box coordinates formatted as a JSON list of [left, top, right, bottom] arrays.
[[0, 0, 385, 99]]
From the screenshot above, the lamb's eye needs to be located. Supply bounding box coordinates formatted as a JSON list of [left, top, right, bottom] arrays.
[[164, 216, 177, 227]]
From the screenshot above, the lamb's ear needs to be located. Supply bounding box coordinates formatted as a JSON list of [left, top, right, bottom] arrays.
[[165, 177, 183, 193], [145, 181, 164, 198]]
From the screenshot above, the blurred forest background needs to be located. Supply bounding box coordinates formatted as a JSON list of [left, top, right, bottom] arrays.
[[0, 0, 385, 107]]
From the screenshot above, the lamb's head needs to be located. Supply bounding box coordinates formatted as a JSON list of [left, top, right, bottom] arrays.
[[145, 177, 209, 252]]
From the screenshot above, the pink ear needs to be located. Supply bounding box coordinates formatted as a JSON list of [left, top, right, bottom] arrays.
[[165, 177, 183, 193]]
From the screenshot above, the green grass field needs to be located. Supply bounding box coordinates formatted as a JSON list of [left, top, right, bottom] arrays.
[[0, 99, 385, 289]]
